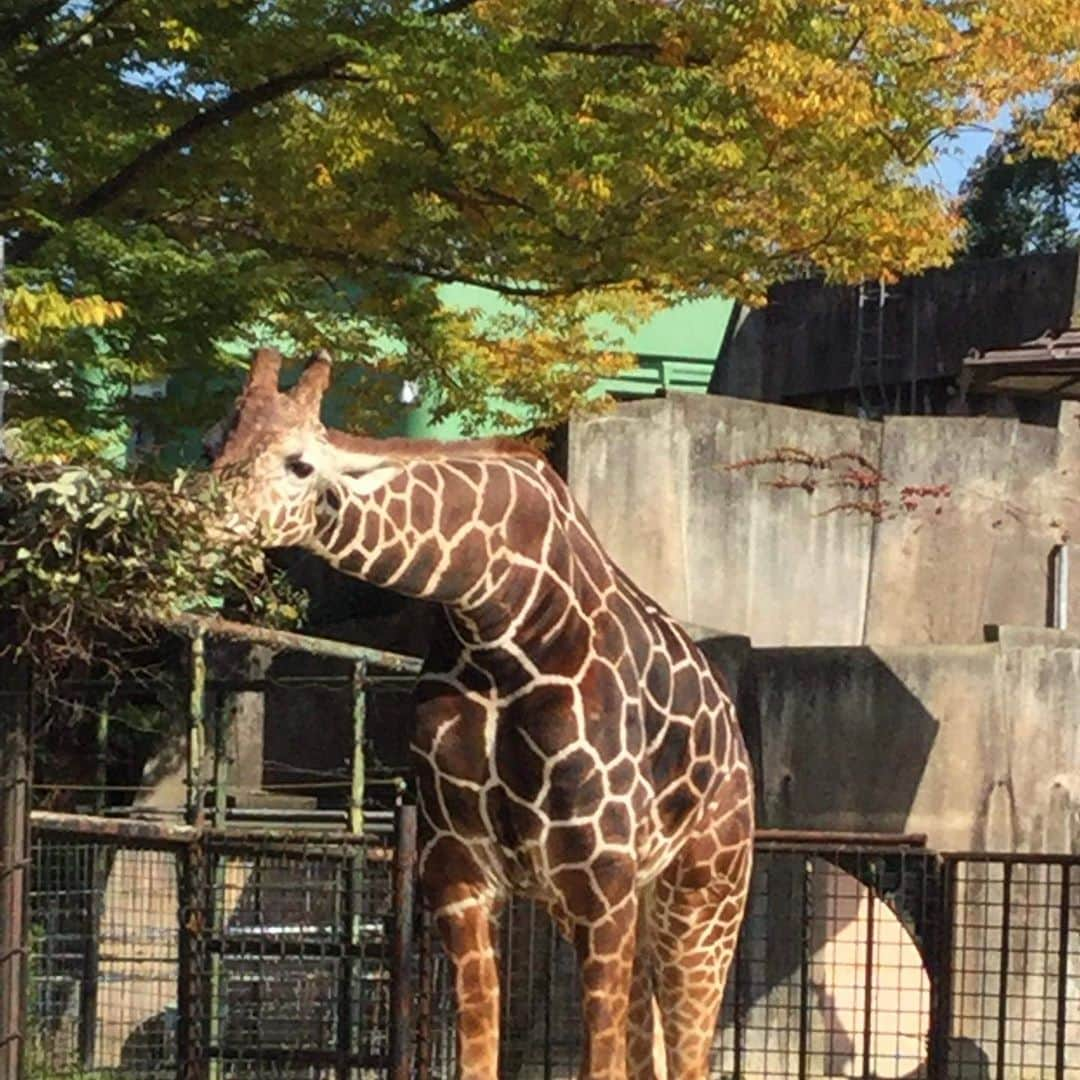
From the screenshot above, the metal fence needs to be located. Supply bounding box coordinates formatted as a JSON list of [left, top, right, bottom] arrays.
[[22, 819, 1080, 1080], [25, 811, 417, 1080]]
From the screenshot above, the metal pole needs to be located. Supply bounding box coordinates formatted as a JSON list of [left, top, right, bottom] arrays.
[[1054, 865, 1071, 1080], [861, 864, 876, 1079], [1050, 544, 1069, 630], [995, 863, 1013, 1080], [350, 662, 367, 835], [798, 858, 812, 1080], [928, 858, 956, 1080], [1, 235, 9, 459], [79, 703, 109, 1069], [208, 690, 226, 1080], [187, 632, 207, 826], [389, 804, 418, 1080], [0, 654, 31, 1080]]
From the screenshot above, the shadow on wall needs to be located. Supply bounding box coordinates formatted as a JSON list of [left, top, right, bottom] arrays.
[[742, 647, 940, 834]]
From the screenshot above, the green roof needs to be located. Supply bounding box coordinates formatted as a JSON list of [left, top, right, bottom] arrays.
[[387, 286, 733, 439], [435, 283, 734, 361]]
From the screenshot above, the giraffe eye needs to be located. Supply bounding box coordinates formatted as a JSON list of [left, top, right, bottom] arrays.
[[286, 455, 314, 479]]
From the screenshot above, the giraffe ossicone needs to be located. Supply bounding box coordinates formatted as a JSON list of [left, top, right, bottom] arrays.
[[210, 348, 754, 1080]]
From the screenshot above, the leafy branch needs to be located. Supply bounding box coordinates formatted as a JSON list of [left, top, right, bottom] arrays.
[[0, 461, 306, 684]]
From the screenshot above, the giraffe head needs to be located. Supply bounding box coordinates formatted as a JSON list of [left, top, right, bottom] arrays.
[[208, 347, 402, 548]]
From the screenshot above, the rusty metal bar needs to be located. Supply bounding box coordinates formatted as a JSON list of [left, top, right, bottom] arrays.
[[798, 857, 812, 1080], [756, 829, 928, 848], [995, 862, 1013, 1080], [31, 810, 199, 844], [390, 803, 419, 1080], [928, 857, 956, 1080], [187, 631, 207, 826], [163, 613, 423, 673], [414, 911, 434, 1080], [350, 662, 367, 836], [337, 845, 356, 1080], [732, 914, 748, 1080], [861, 863, 876, 1079], [0, 656, 30, 1080], [178, 834, 209, 1080], [1055, 864, 1071, 1080]]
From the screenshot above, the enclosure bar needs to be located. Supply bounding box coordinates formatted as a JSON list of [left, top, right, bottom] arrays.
[[1055, 864, 1071, 1080], [84, 704, 106, 1067], [390, 804, 419, 1080], [0, 656, 30, 1080], [164, 613, 423, 672], [941, 851, 1080, 865], [756, 830, 927, 848], [351, 662, 367, 835], [798, 857, 812, 1080], [994, 862, 1012, 1080], [94, 705, 109, 812], [337, 843, 356, 1080], [212, 692, 229, 830], [32, 809, 199, 843], [928, 858, 956, 1080], [177, 836, 208, 1080], [79, 844, 103, 1068], [78, 705, 108, 1065], [202, 674, 417, 692], [209, 692, 227, 1080], [732, 915, 748, 1080], [414, 913, 434, 1080], [544, 919, 556, 1080], [861, 863, 876, 1079], [187, 631, 207, 826]]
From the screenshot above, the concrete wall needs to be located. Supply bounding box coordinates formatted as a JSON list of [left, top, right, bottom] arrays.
[[568, 393, 1080, 647], [741, 629, 1080, 852]]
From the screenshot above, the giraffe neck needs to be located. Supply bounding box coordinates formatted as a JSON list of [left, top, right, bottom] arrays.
[[311, 452, 598, 649]]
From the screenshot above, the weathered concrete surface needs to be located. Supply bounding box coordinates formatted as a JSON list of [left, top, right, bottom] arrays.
[[568, 394, 1080, 647], [570, 395, 879, 646], [743, 633, 1080, 852]]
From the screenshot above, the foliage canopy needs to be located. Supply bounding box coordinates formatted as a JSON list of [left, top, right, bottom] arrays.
[[960, 129, 1080, 259], [3, 0, 1080, 454]]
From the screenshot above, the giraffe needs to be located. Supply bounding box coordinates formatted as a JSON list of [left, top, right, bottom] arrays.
[[208, 347, 755, 1080]]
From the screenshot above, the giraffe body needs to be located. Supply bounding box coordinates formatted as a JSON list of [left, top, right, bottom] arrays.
[[210, 350, 754, 1079]]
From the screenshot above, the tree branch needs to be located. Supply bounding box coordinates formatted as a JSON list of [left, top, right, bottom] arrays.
[[15, 0, 131, 75], [537, 38, 711, 66], [10, 54, 356, 263], [156, 209, 617, 297], [423, 0, 481, 15], [0, 0, 67, 51]]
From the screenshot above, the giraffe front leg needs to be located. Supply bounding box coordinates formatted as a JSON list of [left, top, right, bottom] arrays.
[[421, 840, 502, 1080], [558, 856, 638, 1080], [626, 892, 668, 1080]]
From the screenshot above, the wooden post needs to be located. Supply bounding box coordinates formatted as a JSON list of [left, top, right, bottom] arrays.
[[0, 656, 32, 1080]]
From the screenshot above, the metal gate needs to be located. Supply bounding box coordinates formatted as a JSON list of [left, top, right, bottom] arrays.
[[25, 810, 417, 1080]]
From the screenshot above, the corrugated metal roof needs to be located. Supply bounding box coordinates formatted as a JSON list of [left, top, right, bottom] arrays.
[[964, 326, 1080, 398]]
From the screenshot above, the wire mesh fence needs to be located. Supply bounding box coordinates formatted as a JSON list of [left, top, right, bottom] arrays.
[[22, 819, 1080, 1080], [25, 813, 416, 1080], [944, 854, 1079, 1080]]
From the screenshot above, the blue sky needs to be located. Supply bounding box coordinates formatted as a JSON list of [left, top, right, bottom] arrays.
[[919, 123, 1003, 196]]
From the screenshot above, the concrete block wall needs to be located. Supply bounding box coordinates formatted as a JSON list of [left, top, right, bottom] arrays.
[[568, 394, 1080, 647]]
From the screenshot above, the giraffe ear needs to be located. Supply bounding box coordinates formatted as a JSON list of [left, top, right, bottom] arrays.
[[246, 347, 283, 395], [291, 349, 333, 416]]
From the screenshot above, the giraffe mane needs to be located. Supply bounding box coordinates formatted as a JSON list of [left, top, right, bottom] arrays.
[[325, 429, 545, 461]]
